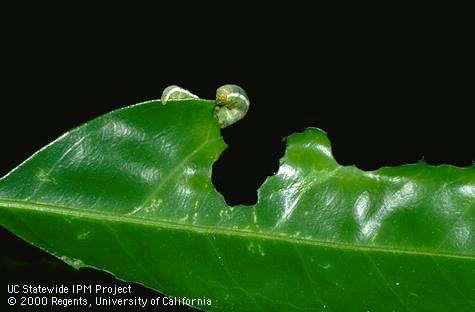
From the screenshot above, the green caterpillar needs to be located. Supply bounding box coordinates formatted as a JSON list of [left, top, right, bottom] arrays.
[[161, 84, 250, 128]]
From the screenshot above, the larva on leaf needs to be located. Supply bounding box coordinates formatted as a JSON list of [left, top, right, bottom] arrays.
[[214, 84, 250, 128], [160, 84, 250, 128], [160, 85, 198, 105]]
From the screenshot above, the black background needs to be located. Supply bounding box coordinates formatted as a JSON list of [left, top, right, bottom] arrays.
[[1, 14, 474, 312]]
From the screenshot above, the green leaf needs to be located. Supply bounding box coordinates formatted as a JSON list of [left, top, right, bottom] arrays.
[[1, 99, 474, 311]]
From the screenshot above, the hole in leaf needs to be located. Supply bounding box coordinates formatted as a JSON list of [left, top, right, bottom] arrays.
[[211, 125, 285, 207]]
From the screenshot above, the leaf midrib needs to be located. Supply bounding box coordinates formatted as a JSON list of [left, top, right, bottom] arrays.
[[0, 199, 473, 261]]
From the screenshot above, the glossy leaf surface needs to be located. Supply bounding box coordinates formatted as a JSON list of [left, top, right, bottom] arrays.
[[0, 99, 474, 311]]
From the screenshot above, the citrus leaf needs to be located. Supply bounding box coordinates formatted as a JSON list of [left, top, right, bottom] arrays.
[[0, 99, 474, 311]]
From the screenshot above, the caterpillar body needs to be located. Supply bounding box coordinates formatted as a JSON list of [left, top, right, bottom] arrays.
[[160, 84, 249, 128], [214, 84, 250, 128], [160, 85, 198, 105]]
